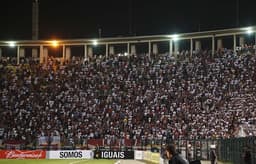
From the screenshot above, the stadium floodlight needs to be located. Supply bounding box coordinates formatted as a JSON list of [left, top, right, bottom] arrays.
[[172, 34, 179, 42], [93, 40, 98, 46], [245, 27, 253, 35], [51, 40, 59, 47], [7, 41, 16, 47], [247, 29, 253, 35]]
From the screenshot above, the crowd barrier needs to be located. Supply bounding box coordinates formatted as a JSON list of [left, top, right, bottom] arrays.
[[0, 149, 163, 163]]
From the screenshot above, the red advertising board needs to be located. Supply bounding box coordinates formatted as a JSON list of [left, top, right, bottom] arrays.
[[0, 150, 46, 159]]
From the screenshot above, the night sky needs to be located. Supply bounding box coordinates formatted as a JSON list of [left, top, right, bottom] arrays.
[[0, 0, 256, 40]]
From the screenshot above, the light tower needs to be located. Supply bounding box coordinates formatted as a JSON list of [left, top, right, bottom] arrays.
[[32, 0, 39, 40]]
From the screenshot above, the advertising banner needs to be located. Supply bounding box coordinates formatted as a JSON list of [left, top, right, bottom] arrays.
[[134, 150, 143, 160], [0, 150, 46, 159], [94, 150, 134, 159], [48, 150, 93, 159], [143, 151, 160, 163]]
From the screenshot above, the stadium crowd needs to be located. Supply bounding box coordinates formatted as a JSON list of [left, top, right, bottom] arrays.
[[0, 49, 256, 146]]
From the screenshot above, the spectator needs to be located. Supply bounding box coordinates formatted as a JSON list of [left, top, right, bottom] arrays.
[[165, 144, 189, 164]]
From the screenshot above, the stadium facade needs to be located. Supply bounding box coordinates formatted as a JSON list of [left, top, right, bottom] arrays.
[[0, 26, 255, 64]]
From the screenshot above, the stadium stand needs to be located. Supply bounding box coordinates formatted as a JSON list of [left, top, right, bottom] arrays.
[[0, 47, 256, 151]]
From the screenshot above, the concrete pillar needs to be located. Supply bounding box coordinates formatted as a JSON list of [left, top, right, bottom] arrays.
[[148, 42, 151, 54], [174, 41, 179, 58], [255, 33, 256, 54], [131, 45, 136, 55], [32, 48, 38, 58], [106, 44, 109, 58], [19, 48, 25, 58], [127, 43, 130, 56], [153, 43, 158, 54], [84, 44, 87, 60], [239, 36, 245, 47], [65, 47, 71, 62], [195, 41, 201, 51], [0, 48, 2, 59], [40, 45, 44, 63], [109, 46, 114, 55], [212, 36, 215, 57], [190, 39, 193, 57], [88, 46, 93, 59], [169, 40, 173, 56], [17, 46, 20, 65], [233, 35, 237, 53], [62, 45, 65, 64], [217, 39, 223, 51], [43, 47, 48, 63], [254, 33, 256, 45]]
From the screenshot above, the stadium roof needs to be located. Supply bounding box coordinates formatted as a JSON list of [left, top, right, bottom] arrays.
[[0, 26, 255, 46]]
